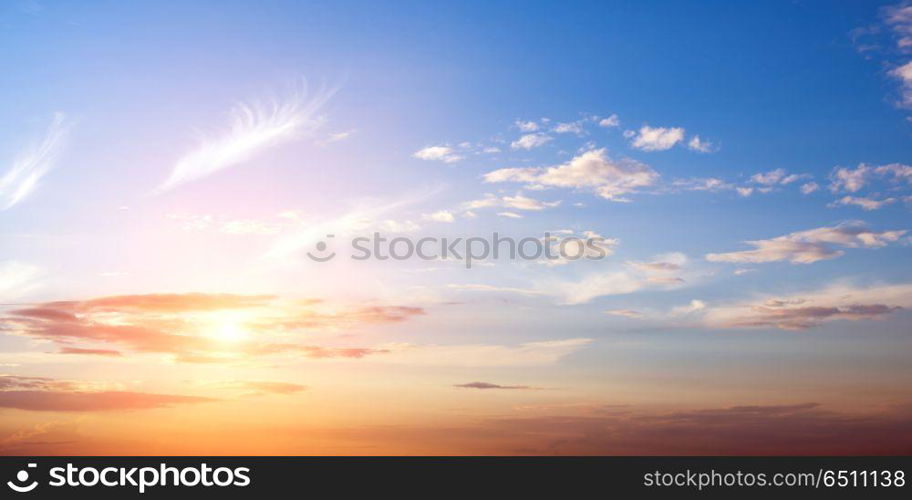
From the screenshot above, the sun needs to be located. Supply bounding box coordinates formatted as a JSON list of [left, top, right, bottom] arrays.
[[213, 319, 250, 343]]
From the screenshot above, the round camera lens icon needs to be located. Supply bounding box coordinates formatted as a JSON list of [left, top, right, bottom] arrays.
[[7, 463, 38, 493]]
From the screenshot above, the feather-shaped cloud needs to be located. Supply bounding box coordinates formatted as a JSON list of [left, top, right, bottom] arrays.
[[0, 113, 69, 210], [157, 83, 334, 192]]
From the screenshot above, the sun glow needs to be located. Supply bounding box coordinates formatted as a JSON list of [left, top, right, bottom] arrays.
[[212, 319, 251, 343]]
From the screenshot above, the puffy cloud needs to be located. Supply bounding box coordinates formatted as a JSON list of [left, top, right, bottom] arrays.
[[800, 182, 820, 194], [424, 210, 456, 222], [413, 145, 463, 163], [687, 135, 714, 152], [514, 119, 540, 132], [0, 113, 70, 210], [552, 121, 584, 135], [158, 83, 332, 192], [703, 282, 912, 330], [828, 163, 912, 193], [511, 133, 552, 150], [628, 125, 685, 151], [462, 193, 560, 212], [705, 222, 906, 265], [484, 149, 659, 202], [598, 114, 620, 128]]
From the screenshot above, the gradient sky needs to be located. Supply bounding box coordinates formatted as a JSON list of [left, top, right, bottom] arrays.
[[1, 0, 911, 455]]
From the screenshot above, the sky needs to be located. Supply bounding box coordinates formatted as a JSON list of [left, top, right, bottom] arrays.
[[0, 0, 911, 455]]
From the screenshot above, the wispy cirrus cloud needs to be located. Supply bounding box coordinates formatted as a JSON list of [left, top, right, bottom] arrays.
[[705, 222, 906, 265], [0, 113, 70, 210], [157, 83, 334, 192]]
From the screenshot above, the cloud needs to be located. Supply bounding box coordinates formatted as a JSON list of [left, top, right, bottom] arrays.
[[705, 222, 906, 264], [157, 82, 333, 192], [0, 293, 424, 363], [454, 382, 538, 390], [514, 120, 540, 132], [497, 211, 522, 218], [703, 282, 912, 330], [800, 182, 820, 194], [829, 163, 912, 193], [0, 375, 215, 412], [687, 135, 714, 152], [462, 193, 560, 212], [598, 114, 620, 128], [546, 253, 689, 304], [424, 210, 455, 222], [829, 195, 897, 211], [511, 133, 552, 150], [413, 145, 463, 163], [204, 380, 307, 396], [375, 338, 593, 367], [604, 309, 643, 319], [750, 168, 807, 186], [552, 121, 584, 135], [484, 148, 659, 201], [0, 113, 70, 210], [58, 348, 122, 357], [628, 125, 684, 151], [670, 299, 706, 315]]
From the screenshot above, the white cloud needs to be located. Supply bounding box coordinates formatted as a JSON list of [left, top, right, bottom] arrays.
[[552, 121, 584, 135], [462, 193, 560, 212], [829, 195, 897, 211], [0, 113, 70, 210], [800, 182, 820, 194], [424, 210, 456, 222], [511, 133, 552, 150], [891, 61, 912, 106], [598, 114, 620, 128], [497, 211, 523, 219], [413, 145, 463, 163], [629, 125, 685, 151], [706, 222, 906, 264], [687, 135, 714, 152], [158, 83, 332, 192], [484, 148, 659, 202], [829, 163, 912, 193], [671, 299, 706, 316], [515, 120, 540, 132]]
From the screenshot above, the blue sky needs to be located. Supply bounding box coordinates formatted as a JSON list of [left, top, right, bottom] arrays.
[[0, 0, 911, 454]]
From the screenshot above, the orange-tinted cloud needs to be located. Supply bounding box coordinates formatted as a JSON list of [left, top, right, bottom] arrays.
[[1, 293, 423, 363], [0, 375, 215, 412]]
